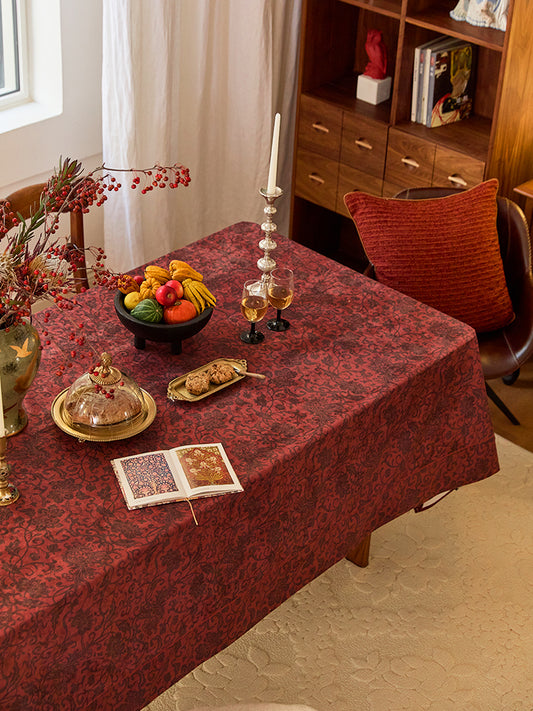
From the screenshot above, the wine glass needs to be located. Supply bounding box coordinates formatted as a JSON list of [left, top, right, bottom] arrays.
[[267, 267, 294, 331], [240, 279, 268, 344]]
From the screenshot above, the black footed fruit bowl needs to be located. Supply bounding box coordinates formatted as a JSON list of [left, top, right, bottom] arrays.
[[114, 292, 213, 355]]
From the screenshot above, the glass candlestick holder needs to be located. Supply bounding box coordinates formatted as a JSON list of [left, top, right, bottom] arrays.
[[257, 186, 283, 282]]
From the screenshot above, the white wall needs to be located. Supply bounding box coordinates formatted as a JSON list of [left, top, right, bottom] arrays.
[[0, 0, 104, 250]]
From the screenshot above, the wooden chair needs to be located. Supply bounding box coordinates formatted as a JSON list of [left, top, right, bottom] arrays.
[[1, 182, 89, 290]]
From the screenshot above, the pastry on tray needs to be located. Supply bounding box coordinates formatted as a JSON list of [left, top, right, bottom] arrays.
[[208, 362, 235, 385], [185, 371, 210, 396]]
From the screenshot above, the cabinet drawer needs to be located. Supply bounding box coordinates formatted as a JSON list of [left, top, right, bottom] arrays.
[[337, 164, 383, 216], [340, 113, 388, 179], [432, 147, 485, 189], [295, 148, 338, 212], [384, 129, 435, 191], [298, 94, 343, 161]]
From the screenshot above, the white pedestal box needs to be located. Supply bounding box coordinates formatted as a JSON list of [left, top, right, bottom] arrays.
[[356, 74, 392, 105]]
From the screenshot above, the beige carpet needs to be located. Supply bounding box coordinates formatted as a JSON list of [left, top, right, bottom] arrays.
[[488, 358, 533, 454], [144, 435, 533, 711]]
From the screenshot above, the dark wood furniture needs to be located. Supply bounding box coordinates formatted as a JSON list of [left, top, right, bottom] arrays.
[[290, 0, 533, 269]]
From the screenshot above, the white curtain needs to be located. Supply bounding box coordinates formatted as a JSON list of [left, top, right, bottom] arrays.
[[102, 0, 302, 272]]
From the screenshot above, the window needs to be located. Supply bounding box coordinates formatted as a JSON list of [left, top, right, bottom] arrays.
[[0, 0, 22, 100], [0, 0, 101, 190], [0, 0, 62, 138]]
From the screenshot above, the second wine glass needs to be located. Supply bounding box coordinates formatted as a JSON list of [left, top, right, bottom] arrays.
[[240, 279, 268, 344], [267, 267, 294, 331]]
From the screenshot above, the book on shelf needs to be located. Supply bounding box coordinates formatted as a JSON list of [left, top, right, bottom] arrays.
[[111, 442, 243, 510], [411, 37, 445, 123], [426, 41, 475, 128]]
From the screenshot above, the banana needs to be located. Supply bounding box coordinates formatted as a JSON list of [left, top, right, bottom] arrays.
[[192, 294, 204, 316], [180, 277, 216, 314], [187, 282, 208, 310], [186, 293, 202, 316], [187, 280, 216, 308], [182, 279, 204, 314], [196, 282, 217, 306], [196, 288, 216, 308]]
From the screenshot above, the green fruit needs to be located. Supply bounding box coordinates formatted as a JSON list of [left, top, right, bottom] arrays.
[[130, 298, 163, 323]]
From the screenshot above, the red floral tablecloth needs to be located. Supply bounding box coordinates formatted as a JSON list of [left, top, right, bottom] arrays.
[[0, 222, 498, 710]]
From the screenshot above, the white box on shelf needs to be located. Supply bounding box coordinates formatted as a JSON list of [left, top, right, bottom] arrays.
[[356, 74, 392, 105]]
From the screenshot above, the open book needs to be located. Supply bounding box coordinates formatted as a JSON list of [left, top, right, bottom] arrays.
[[112, 442, 242, 510]]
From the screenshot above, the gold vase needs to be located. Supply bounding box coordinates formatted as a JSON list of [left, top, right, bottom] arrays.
[[0, 321, 41, 436]]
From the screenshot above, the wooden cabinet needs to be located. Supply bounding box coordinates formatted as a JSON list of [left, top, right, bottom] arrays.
[[290, 0, 533, 271], [382, 128, 435, 195], [297, 95, 343, 160], [295, 147, 339, 211], [340, 112, 388, 181], [382, 127, 486, 196], [433, 145, 485, 190]]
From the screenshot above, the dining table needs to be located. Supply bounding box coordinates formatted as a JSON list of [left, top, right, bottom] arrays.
[[0, 221, 499, 711]]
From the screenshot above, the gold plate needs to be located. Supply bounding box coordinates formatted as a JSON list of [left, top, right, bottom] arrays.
[[51, 388, 157, 442], [167, 357, 247, 402]]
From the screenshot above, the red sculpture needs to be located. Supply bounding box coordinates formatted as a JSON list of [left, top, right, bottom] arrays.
[[364, 30, 387, 80]]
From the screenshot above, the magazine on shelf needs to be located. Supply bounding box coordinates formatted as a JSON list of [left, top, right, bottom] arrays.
[[418, 36, 456, 125], [426, 41, 475, 128], [111, 442, 243, 510], [423, 37, 466, 126]]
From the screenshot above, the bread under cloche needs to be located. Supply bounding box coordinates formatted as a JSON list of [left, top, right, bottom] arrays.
[[64, 352, 145, 427]]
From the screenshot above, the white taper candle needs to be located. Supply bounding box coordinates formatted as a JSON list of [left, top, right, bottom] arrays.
[[267, 113, 281, 194]]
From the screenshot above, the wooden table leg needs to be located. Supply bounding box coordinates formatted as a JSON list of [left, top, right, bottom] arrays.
[[346, 533, 371, 568]]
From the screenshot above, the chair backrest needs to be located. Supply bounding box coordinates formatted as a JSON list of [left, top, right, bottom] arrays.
[[393, 186, 532, 312], [1, 182, 89, 291]]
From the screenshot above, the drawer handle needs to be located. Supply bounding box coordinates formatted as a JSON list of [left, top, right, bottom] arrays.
[[308, 173, 325, 185], [355, 138, 373, 151], [401, 156, 420, 169], [311, 122, 330, 134], [447, 174, 468, 188]]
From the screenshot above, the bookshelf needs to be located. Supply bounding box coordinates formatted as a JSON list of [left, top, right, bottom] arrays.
[[290, 0, 533, 271]]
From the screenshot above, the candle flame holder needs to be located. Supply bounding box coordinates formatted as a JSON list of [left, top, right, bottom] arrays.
[[258, 186, 283, 282], [0, 436, 19, 506]]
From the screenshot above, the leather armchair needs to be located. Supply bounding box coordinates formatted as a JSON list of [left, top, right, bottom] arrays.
[[390, 186, 533, 425]]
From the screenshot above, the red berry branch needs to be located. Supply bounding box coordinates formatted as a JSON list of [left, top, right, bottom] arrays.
[[0, 156, 190, 330]]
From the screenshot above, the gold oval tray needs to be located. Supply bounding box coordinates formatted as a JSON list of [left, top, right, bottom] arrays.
[[167, 357, 247, 402], [51, 388, 157, 442]]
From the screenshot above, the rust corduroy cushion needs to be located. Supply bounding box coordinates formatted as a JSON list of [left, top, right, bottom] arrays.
[[344, 179, 514, 332]]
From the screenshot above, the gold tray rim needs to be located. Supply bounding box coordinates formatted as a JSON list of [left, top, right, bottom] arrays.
[[167, 357, 247, 402], [51, 388, 157, 442]]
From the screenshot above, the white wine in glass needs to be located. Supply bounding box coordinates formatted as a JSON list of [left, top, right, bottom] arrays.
[[240, 279, 268, 344], [267, 267, 294, 331]]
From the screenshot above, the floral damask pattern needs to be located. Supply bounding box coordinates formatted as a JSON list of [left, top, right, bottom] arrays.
[[0, 222, 498, 711]]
